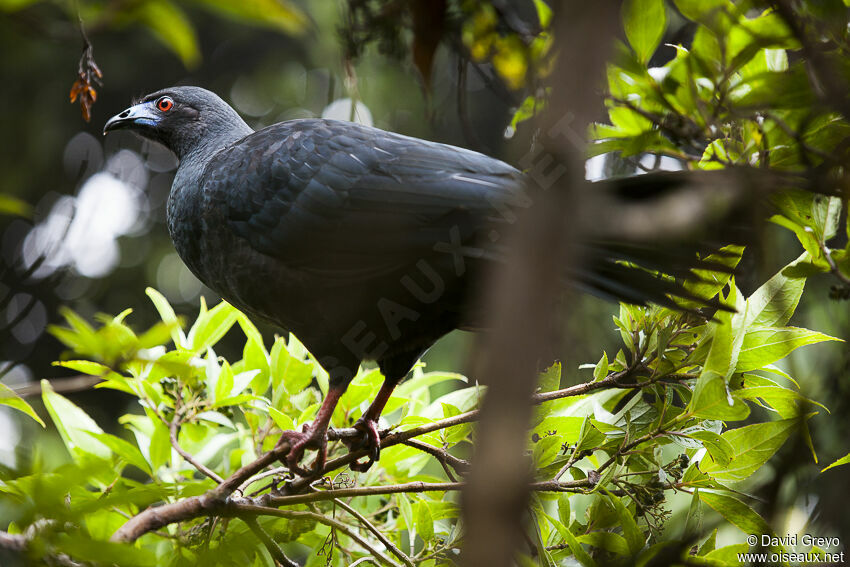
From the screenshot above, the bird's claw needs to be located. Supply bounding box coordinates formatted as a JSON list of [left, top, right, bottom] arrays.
[[276, 427, 327, 477], [344, 418, 381, 472]]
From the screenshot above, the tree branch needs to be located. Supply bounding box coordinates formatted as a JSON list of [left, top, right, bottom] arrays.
[[111, 369, 643, 544], [169, 415, 224, 484]]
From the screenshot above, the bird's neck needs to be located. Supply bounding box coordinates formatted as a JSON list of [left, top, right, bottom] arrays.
[[176, 118, 254, 169]]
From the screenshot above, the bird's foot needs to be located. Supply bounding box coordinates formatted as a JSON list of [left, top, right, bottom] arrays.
[[343, 417, 382, 472], [276, 424, 328, 477]]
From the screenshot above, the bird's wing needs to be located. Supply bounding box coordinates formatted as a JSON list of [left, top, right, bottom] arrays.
[[201, 119, 523, 283], [200, 118, 733, 310]]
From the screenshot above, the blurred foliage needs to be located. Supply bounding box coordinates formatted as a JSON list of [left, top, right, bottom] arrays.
[[1, 0, 850, 565]]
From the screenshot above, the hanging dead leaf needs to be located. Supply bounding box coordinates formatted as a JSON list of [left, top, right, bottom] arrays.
[[69, 31, 103, 122]]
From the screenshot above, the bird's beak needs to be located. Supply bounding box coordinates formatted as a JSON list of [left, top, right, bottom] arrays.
[[103, 101, 159, 135]]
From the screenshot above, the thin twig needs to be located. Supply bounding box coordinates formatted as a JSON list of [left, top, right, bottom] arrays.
[[169, 408, 224, 484], [402, 439, 469, 480], [238, 466, 288, 495], [243, 516, 298, 567], [763, 112, 839, 164], [231, 502, 401, 567], [266, 481, 464, 507], [819, 239, 850, 286], [317, 488, 414, 567]]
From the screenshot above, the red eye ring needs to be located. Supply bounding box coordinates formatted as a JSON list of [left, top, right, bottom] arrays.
[[156, 97, 174, 112]]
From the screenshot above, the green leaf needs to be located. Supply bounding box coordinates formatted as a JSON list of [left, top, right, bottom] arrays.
[[622, 0, 667, 64], [698, 491, 773, 537], [683, 245, 745, 303], [0, 383, 45, 426], [191, 0, 308, 35], [544, 512, 598, 567], [593, 352, 609, 381], [690, 376, 750, 420], [149, 420, 172, 471], [769, 215, 821, 260], [268, 407, 294, 432], [214, 360, 235, 403], [745, 253, 808, 327], [690, 286, 750, 420], [698, 529, 717, 555], [0, 0, 41, 11], [0, 194, 32, 217], [135, 0, 200, 67], [689, 430, 733, 466], [578, 532, 630, 556], [700, 417, 802, 482], [673, 0, 731, 24], [533, 0, 552, 28], [605, 493, 644, 554], [416, 500, 434, 544], [42, 380, 111, 460], [146, 287, 185, 347], [812, 195, 842, 242], [821, 451, 850, 473], [532, 435, 563, 468], [538, 362, 561, 393], [704, 543, 750, 563], [49, 307, 100, 356], [84, 431, 152, 475], [190, 300, 240, 352], [271, 339, 313, 396], [52, 360, 111, 376], [398, 493, 414, 532], [736, 326, 841, 372], [684, 490, 703, 538], [137, 320, 180, 349]]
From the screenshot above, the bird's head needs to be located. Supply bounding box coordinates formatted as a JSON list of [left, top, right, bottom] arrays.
[[103, 86, 252, 160]]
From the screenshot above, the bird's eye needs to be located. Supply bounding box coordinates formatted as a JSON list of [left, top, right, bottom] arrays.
[[156, 97, 174, 112]]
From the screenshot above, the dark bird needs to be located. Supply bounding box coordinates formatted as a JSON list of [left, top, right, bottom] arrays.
[[104, 86, 730, 475]]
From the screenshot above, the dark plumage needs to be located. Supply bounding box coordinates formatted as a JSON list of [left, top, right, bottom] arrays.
[[104, 86, 720, 474]]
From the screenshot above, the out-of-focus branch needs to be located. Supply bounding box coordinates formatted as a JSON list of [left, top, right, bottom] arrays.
[[459, 2, 620, 565], [771, 0, 850, 120], [12, 375, 101, 398]]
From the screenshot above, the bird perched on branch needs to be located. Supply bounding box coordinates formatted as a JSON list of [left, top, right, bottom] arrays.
[[104, 86, 731, 476]]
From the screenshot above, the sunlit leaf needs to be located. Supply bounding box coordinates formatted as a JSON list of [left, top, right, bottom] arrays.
[[42, 380, 111, 460], [821, 451, 850, 473], [622, 0, 667, 64], [135, 0, 200, 68], [736, 327, 841, 372], [698, 491, 773, 537], [0, 383, 45, 426], [700, 417, 804, 482], [191, 0, 308, 35]]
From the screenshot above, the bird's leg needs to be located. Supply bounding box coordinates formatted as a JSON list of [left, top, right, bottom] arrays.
[[276, 384, 345, 477], [344, 379, 397, 472]]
